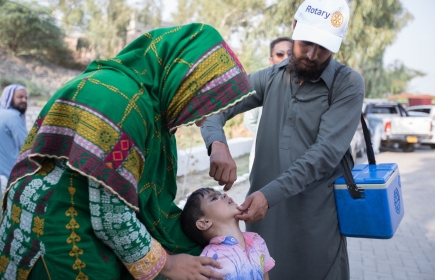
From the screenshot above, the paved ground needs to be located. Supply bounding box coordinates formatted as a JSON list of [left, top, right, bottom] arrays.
[[177, 146, 435, 280]]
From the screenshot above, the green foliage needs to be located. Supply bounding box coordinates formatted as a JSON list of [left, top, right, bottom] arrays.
[[172, 0, 269, 73], [0, 1, 76, 67], [384, 60, 425, 96], [362, 59, 425, 98], [136, 0, 163, 29], [48, 0, 161, 59], [0, 76, 50, 99], [337, 0, 413, 97]]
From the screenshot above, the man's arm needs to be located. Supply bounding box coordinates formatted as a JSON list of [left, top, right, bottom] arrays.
[[237, 70, 365, 221], [201, 69, 269, 190]]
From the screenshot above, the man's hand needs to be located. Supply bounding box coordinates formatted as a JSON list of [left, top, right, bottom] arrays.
[[209, 141, 237, 191], [235, 191, 269, 224], [159, 254, 223, 280]]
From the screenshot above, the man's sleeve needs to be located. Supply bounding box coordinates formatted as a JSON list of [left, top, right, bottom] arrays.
[[261, 70, 365, 207], [201, 68, 270, 150], [88, 178, 166, 280], [9, 117, 27, 151]]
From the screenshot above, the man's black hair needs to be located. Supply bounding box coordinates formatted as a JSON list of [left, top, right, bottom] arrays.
[[180, 188, 216, 247], [270, 37, 292, 56]]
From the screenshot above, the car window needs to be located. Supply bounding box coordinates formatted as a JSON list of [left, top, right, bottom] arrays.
[[371, 107, 397, 114], [408, 108, 432, 114]]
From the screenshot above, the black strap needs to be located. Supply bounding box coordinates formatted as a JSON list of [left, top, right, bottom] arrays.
[[328, 65, 346, 106], [360, 114, 376, 165], [328, 65, 375, 199]]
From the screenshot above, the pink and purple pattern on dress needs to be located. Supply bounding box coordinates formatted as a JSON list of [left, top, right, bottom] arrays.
[[201, 232, 275, 280]]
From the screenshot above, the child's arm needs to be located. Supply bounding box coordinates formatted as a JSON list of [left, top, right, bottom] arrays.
[[264, 271, 270, 280]]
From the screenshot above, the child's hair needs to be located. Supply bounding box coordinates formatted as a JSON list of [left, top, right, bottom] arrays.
[[180, 187, 216, 247]]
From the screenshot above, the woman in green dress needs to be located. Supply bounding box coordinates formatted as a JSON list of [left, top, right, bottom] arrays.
[[0, 23, 254, 280]]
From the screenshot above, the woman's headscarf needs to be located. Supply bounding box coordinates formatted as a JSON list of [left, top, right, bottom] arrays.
[[10, 23, 254, 255], [0, 84, 27, 123]]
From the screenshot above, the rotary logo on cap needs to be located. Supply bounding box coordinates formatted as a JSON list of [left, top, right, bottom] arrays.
[[331, 11, 344, 28]]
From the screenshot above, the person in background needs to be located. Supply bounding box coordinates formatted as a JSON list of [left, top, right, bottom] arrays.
[[0, 23, 255, 280], [200, 0, 365, 278], [180, 188, 275, 280], [243, 37, 292, 171], [0, 84, 28, 197]]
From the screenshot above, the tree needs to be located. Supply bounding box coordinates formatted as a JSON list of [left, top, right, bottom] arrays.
[[172, 0, 416, 95], [135, 0, 163, 29], [49, 0, 162, 59], [0, 1, 74, 66], [172, 0, 269, 73], [383, 60, 425, 96]]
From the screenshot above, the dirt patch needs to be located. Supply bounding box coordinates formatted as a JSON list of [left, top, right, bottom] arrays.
[[0, 49, 82, 103]]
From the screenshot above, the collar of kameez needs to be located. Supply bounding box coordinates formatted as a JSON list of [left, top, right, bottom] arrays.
[[209, 232, 257, 246]]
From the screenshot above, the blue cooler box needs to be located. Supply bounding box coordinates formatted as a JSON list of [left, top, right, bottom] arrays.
[[334, 163, 404, 239]]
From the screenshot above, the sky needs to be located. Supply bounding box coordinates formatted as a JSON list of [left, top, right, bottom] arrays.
[[161, 0, 435, 95], [383, 0, 435, 95]]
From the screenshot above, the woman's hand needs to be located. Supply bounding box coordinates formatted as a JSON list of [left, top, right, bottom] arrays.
[[159, 254, 224, 280]]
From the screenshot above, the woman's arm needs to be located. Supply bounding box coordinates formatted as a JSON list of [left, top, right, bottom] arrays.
[[264, 272, 270, 280], [88, 178, 223, 280], [88, 178, 165, 279]]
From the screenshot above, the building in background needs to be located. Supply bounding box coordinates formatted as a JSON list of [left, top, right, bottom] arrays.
[[388, 94, 435, 107]]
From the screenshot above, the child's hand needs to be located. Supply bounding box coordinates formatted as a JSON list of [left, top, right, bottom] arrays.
[[235, 191, 269, 223]]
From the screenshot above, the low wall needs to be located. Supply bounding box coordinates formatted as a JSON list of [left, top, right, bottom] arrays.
[[177, 137, 253, 176]]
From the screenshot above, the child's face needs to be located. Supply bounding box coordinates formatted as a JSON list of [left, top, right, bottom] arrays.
[[200, 190, 241, 222]]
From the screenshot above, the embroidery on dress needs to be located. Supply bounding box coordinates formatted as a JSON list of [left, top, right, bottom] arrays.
[[32, 217, 44, 237], [89, 182, 151, 264], [43, 165, 66, 185], [66, 176, 88, 279]]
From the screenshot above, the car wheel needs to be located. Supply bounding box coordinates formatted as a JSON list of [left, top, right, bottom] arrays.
[[356, 148, 364, 158], [401, 143, 415, 153]]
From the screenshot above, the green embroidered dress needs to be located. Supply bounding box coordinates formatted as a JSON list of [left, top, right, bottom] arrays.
[[0, 23, 254, 279]]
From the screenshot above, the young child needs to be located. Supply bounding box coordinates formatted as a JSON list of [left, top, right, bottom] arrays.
[[180, 188, 275, 280]]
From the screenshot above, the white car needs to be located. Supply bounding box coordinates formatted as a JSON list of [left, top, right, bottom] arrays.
[[407, 105, 435, 149]]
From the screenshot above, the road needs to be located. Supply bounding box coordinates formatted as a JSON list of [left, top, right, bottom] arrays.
[[224, 146, 435, 279]]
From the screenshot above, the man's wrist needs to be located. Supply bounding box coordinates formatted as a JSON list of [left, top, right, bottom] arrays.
[[208, 141, 226, 156], [260, 184, 284, 208]]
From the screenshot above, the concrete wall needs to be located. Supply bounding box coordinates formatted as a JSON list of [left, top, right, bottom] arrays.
[[26, 106, 41, 131], [177, 137, 253, 176]]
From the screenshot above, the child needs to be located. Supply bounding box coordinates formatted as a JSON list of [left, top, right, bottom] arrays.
[[180, 188, 275, 280]]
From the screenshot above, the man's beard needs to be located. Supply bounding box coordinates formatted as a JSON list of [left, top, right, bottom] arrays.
[[11, 100, 27, 114], [287, 48, 331, 81]]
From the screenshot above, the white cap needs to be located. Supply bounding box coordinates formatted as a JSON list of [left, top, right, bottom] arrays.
[[292, 0, 350, 53]]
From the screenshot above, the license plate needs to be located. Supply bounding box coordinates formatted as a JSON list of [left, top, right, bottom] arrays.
[[406, 136, 418, 143]]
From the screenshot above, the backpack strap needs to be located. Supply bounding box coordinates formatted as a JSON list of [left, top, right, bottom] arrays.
[[328, 65, 365, 199], [328, 65, 346, 107]]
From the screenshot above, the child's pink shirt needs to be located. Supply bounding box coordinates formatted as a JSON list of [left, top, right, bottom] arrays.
[[200, 232, 275, 280]]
